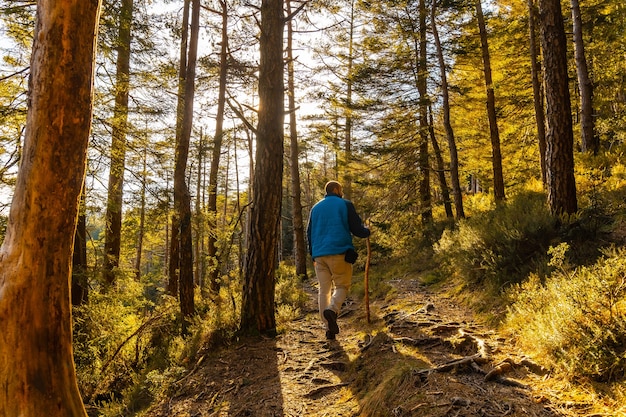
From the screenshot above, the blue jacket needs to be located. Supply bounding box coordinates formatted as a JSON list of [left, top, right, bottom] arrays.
[[307, 193, 370, 259]]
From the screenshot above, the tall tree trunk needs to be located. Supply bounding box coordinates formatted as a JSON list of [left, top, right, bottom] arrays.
[[243, 126, 254, 273], [428, 108, 453, 218], [72, 185, 89, 306], [475, 0, 505, 202], [286, 0, 308, 280], [0, 1, 101, 415], [418, 0, 432, 224], [167, 212, 180, 295], [527, 0, 547, 185], [164, 173, 171, 278], [539, 0, 578, 214], [343, 0, 355, 199], [174, 0, 201, 330], [431, 0, 464, 219], [207, 0, 229, 294], [168, 0, 190, 298], [194, 131, 203, 289], [135, 145, 147, 281], [570, 0, 597, 154], [103, 0, 134, 287], [240, 0, 284, 336]]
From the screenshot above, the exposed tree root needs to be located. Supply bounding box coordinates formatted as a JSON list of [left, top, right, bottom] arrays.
[[303, 382, 350, 399], [393, 335, 445, 347]]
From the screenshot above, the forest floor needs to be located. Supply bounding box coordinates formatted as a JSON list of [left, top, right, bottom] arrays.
[[142, 274, 623, 417]]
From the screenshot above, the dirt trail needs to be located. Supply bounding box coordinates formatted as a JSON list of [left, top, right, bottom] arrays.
[[144, 278, 583, 417]]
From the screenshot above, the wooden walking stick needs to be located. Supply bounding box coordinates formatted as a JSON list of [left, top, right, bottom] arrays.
[[365, 235, 371, 324]]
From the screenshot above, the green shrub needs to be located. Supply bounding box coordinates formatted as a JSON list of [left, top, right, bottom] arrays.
[[275, 263, 309, 327], [505, 245, 626, 381], [73, 273, 179, 408], [434, 190, 558, 290]]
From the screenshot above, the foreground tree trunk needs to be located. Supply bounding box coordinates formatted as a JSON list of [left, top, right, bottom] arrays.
[[240, 0, 284, 336], [0, 1, 101, 415], [539, 0, 578, 214]]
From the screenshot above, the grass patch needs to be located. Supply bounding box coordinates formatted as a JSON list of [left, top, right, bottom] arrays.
[[434, 190, 558, 291], [350, 333, 430, 416]]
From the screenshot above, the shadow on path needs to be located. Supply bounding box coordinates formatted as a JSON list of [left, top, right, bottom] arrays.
[[146, 277, 571, 417], [150, 335, 285, 417]]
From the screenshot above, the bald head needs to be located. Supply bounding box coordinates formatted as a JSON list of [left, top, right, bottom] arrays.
[[325, 181, 343, 197]]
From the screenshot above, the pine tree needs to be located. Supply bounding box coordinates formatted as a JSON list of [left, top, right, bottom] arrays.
[[539, 0, 578, 214], [103, 0, 134, 287], [240, 0, 285, 336], [0, 1, 101, 414]]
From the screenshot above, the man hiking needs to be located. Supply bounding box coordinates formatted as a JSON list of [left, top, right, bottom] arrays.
[[307, 181, 370, 340]]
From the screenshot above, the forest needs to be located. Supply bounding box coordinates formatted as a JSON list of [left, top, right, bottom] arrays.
[[0, 0, 625, 415]]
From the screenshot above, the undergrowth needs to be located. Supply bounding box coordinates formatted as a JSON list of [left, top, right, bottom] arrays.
[[505, 244, 626, 382], [429, 158, 626, 386], [75, 262, 308, 416], [433, 189, 558, 291]]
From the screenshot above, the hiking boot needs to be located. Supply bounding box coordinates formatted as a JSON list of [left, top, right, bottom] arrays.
[[324, 309, 339, 335], [325, 330, 336, 340]]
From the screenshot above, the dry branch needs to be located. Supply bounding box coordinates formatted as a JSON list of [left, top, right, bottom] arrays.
[[414, 352, 486, 377]]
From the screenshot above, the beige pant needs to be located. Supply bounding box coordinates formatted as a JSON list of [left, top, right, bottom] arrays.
[[314, 254, 353, 330]]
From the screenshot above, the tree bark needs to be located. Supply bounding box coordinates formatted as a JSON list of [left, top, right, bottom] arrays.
[[570, 0, 597, 154], [476, 0, 505, 202], [194, 131, 205, 290], [168, 0, 190, 298], [206, 0, 229, 294], [539, 0, 578, 214], [175, 0, 201, 330], [431, 0, 464, 219], [527, 0, 547, 185], [286, 0, 308, 280], [428, 108, 453, 218], [343, 0, 356, 199], [418, 0, 432, 224], [167, 212, 180, 295], [240, 0, 284, 336], [103, 0, 133, 287], [134, 145, 147, 281], [0, 0, 101, 415]]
